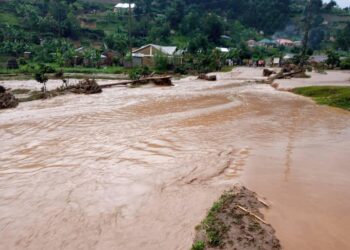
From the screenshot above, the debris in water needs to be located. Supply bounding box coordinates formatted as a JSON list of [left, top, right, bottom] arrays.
[[69, 79, 102, 94], [263, 69, 276, 77], [198, 74, 217, 81], [268, 64, 309, 83], [192, 185, 281, 250], [0, 85, 6, 93], [0, 86, 19, 109]]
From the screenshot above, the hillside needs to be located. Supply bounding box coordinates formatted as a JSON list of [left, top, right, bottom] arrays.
[[0, 0, 349, 71]]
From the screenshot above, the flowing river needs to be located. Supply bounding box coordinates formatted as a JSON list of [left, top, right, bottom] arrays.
[[1, 68, 350, 250]]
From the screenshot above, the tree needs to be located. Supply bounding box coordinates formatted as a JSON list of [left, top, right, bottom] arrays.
[[166, 0, 185, 29], [324, 0, 337, 12], [336, 22, 350, 50], [309, 27, 325, 50], [203, 14, 224, 43], [326, 50, 340, 68], [34, 64, 50, 96], [301, 0, 323, 65], [229, 0, 291, 35], [104, 33, 128, 55], [188, 34, 209, 54]]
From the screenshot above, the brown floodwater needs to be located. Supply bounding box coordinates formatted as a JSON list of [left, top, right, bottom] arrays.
[[0, 72, 350, 250]]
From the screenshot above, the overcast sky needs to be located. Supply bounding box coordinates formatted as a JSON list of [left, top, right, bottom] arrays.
[[324, 0, 350, 8]]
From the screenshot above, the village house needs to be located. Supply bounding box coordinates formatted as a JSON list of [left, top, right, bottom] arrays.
[[215, 47, 230, 53], [276, 38, 294, 47], [293, 41, 302, 47], [309, 55, 328, 64], [132, 44, 181, 67], [283, 53, 295, 61], [247, 39, 257, 47], [114, 3, 136, 13], [257, 39, 277, 47]]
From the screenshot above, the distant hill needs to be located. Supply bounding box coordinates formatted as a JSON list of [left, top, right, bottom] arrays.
[[0, 0, 350, 66]]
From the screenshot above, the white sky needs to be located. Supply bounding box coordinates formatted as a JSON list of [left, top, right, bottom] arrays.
[[324, 0, 350, 8]]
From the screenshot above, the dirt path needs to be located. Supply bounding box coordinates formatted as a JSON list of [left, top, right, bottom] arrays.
[[0, 68, 350, 249]]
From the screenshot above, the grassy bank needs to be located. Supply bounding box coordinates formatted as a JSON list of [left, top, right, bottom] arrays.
[[292, 86, 350, 111]]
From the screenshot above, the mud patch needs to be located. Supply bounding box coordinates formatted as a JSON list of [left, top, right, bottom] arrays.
[[192, 186, 281, 250]]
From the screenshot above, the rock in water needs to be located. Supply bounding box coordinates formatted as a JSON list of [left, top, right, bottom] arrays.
[[0, 92, 19, 109], [70, 79, 102, 94], [198, 74, 217, 81]]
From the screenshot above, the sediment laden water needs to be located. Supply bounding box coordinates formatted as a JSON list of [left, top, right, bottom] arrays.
[[0, 74, 350, 250]]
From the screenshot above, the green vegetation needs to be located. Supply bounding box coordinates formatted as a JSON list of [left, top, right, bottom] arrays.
[[198, 192, 235, 248], [293, 86, 350, 111], [203, 202, 226, 247], [11, 89, 31, 95], [340, 57, 350, 69], [191, 241, 205, 250], [0, 0, 349, 75], [17, 91, 46, 102], [192, 187, 282, 250], [34, 64, 50, 95]]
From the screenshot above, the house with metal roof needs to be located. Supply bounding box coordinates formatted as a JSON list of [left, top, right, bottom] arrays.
[[132, 44, 181, 67], [276, 39, 294, 47], [114, 3, 136, 13], [257, 39, 277, 47], [309, 55, 328, 64], [215, 47, 230, 53]]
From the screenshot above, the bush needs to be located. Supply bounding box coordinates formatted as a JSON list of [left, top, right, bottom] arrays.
[[41, 64, 56, 73], [174, 65, 187, 74], [191, 241, 205, 250], [128, 67, 142, 80], [55, 69, 64, 78], [340, 57, 350, 69], [154, 54, 170, 72], [18, 58, 27, 65], [128, 66, 152, 80], [20, 64, 36, 74]]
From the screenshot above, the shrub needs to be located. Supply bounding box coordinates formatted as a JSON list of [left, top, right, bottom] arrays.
[[191, 241, 205, 250], [34, 64, 50, 95], [18, 58, 27, 65], [154, 53, 171, 72], [340, 57, 350, 69], [128, 67, 151, 80], [128, 67, 142, 80], [20, 64, 36, 74], [174, 65, 187, 74]]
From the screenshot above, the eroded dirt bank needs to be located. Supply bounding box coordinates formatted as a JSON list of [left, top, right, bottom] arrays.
[[1, 68, 350, 249]]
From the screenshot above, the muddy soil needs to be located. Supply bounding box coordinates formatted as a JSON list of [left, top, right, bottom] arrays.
[[193, 186, 281, 250]]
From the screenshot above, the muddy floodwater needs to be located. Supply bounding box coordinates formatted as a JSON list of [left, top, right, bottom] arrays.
[[1, 69, 350, 250]]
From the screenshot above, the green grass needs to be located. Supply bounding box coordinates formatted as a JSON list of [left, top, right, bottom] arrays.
[[0, 65, 128, 75], [62, 66, 126, 74], [11, 89, 31, 94], [293, 86, 350, 111], [220, 66, 234, 72], [191, 241, 205, 250], [201, 195, 230, 247]]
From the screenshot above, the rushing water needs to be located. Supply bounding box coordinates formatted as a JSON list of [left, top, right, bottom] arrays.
[[1, 72, 350, 250]]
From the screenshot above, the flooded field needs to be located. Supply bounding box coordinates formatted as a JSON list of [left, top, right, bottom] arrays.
[[1, 69, 350, 249]]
